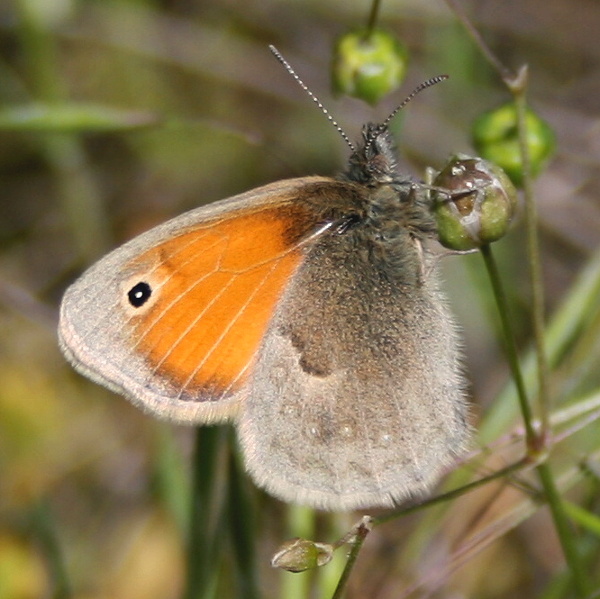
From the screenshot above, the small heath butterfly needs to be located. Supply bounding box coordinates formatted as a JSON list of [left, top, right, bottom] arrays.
[[58, 48, 469, 511]]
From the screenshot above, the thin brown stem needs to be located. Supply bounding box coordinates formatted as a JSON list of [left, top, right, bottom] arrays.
[[365, 0, 383, 36], [442, 0, 513, 81]]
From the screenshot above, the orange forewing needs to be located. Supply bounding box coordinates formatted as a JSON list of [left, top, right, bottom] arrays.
[[126, 204, 317, 399]]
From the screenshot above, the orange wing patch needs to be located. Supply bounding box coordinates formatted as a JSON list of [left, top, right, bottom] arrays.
[[126, 206, 316, 400]]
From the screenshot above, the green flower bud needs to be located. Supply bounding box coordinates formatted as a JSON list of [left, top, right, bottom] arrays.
[[271, 538, 333, 573], [432, 154, 518, 251], [472, 103, 555, 186], [332, 29, 408, 105]]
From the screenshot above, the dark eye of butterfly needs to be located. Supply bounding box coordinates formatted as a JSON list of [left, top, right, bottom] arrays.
[[335, 214, 362, 234], [127, 281, 152, 308]]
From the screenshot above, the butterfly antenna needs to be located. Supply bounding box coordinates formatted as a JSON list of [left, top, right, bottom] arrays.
[[380, 75, 449, 131], [269, 45, 355, 152], [366, 75, 449, 150]]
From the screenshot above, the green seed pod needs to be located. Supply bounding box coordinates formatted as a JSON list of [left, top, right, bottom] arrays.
[[472, 103, 555, 186], [332, 29, 408, 105], [432, 154, 518, 251], [271, 537, 333, 573]]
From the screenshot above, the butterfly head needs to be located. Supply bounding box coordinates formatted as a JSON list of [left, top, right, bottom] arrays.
[[345, 123, 399, 186]]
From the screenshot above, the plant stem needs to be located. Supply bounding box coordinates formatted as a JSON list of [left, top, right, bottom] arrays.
[[481, 244, 592, 595], [184, 426, 227, 599], [153, 423, 190, 536], [440, 2, 591, 589], [330, 518, 372, 599], [374, 457, 530, 526], [506, 66, 590, 597], [536, 462, 592, 597], [442, 0, 512, 80], [365, 0, 382, 36], [480, 245, 537, 448], [510, 77, 551, 437], [227, 438, 260, 599]]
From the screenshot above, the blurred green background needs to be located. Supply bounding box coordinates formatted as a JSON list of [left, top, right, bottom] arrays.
[[1, 1, 599, 598]]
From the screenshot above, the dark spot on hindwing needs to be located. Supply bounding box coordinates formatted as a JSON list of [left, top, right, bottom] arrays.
[[286, 328, 334, 378], [299, 355, 332, 378]]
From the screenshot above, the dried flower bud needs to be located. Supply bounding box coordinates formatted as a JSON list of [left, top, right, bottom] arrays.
[[472, 103, 555, 186], [271, 538, 333, 573], [332, 29, 408, 105], [432, 154, 518, 250]]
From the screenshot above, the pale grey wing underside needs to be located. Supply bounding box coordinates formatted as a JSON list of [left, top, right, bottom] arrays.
[[238, 238, 469, 511]]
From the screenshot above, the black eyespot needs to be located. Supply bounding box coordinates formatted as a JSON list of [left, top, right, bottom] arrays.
[[127, 281, 152, 308]]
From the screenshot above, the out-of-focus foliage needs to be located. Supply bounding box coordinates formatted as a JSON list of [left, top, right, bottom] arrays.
[[1, 1, 599, 598]]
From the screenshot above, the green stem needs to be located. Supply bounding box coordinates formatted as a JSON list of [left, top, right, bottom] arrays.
[[227, 437, 260, 599], [408, 1, 591, 592], [506, 70, 591, 596], [536, 462, 592, 597], [330, 519, 371, 599], [510, 78, 551, 436], [184, 426, 227, 599], [374, 457, 529, 526], [152, 423, 190, 536], [481, 244, 592, 595], [480, 244, 538, 449]]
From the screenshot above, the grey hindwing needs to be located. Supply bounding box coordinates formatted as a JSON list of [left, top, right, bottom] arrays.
[[237, 220, 469, 510]]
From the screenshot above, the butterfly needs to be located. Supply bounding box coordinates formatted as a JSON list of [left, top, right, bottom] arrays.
[[58, 49, 469, 511]]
